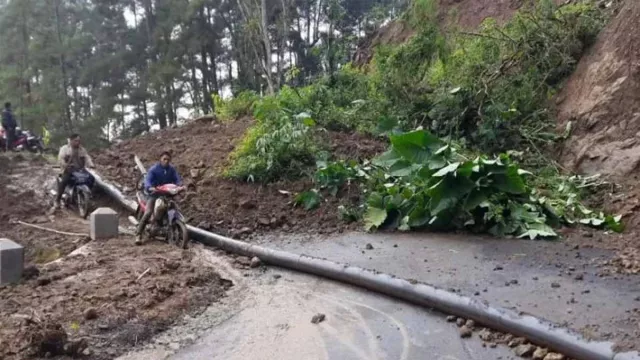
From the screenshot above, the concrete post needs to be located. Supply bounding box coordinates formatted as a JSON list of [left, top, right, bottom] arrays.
[[0, 238, 24, 286], [90, 207, 119, 240]]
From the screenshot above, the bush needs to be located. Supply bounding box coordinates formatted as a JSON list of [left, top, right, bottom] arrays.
[[224, 96, 318, 182], [213, 91, 259, 121]]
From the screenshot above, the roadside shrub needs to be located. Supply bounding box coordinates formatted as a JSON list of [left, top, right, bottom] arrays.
[[224, 96, 318, 182], [213, 90, 259, 121]]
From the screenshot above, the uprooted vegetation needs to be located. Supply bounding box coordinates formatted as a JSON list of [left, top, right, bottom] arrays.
[[213, 0, 620, 239]]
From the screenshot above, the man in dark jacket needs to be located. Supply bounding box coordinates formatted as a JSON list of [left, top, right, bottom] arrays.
[[135, 151, 184, 245], [2, 102, 17, 151]]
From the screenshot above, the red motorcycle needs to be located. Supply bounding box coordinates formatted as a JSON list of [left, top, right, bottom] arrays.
[[135, 182, 189, 249], [0, 127, 45, 153]]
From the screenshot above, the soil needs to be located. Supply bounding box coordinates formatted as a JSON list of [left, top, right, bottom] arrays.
[[0, 154, 233, 360], [554, 0, 640, 274], [92, 117, 386, 239]]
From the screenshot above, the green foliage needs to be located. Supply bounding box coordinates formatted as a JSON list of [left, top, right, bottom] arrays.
[[295, 190, 322, 211], [359, 129, 621, 239], [224, 95, 318, 182], [213, 91, 259, 121]]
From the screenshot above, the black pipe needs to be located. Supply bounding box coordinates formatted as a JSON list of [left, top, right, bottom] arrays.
[[90, 170, 639, 360]]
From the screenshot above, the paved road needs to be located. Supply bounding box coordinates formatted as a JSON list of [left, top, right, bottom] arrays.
[[118, 247, 513, 360], [257, 232, 640, 353]]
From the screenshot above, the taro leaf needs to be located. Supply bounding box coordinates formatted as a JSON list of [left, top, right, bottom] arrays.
[[463, 189, 488, 211], [433, 162, 460, 177], [295, 190, 322, 211], [367, 192, 385, 209], [492, 165, 526, 194], [427, 155, 448, 170], [428, 177, 474, 216], [364, 207, 388, 231], [408, 206, 430, 228], [372, 149, 403, 168], [389, 160, 418, 177], [579, 217, 605, 227], [518, 223, 557, 240], [457, 161, 477, 177], [389, 130, 442, 164]]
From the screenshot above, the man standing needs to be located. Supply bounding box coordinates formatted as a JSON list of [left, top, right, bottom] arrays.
[[53, 133, 95, 210], [2, 102, 16, 151]]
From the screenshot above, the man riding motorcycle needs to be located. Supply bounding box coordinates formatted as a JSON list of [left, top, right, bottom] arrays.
[[54, 133, 95, 210], [135, 151, 184, 245]]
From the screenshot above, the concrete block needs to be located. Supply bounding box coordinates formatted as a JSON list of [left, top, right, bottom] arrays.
[[90, 207, 119, 240], [0, 238, 24, 286]]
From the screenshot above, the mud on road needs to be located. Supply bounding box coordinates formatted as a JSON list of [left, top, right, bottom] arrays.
[[0, 154, 233, 360]]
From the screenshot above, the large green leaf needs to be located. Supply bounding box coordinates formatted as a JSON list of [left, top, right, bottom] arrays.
[[364, 207, 388, 231], [433, 162, 460, 177], [518, 223, 557, 240], [491, 165, 526, 194], [389, 130, 442, 164]]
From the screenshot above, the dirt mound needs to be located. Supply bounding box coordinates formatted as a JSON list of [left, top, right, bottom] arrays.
[[93, 118, 386, 238], [556, 0, 640, 177], [0, 239, 232, 360]]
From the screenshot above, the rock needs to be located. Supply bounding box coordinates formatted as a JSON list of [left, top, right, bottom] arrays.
[[239, 199, 256, 209], [273, 274, 282, 279], [533, 347, 549, 360], [543, 353, 565, 360], [446, 315, 457, 322], [459, 326, 472, 338], [514, 344, 535, 357], [456, 317, 466, 327], [365, 243, 374, 250], [250, 257, 262, 268], [81, 348, 92, 356], [489, 342, 497, 348], [465, 319, 475, 328], [189, 169, 201, 178], [311, 313, 326, 324], [510, 279, 518, 285], [258, 218, 270, 226], [551, 282, 561, 288], [197, 221, 212, 230], [23, 265, 40, 280], [478, 328, 493, 341], [574, 274, 584, 281], [508, 337, 526, 347], [83, 308, 98, 320], [169, 342, 181, 350], [494, 265, 504, 271], [37, 277, 51, 286]]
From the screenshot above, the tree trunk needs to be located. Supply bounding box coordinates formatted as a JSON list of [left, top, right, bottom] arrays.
[[260, 0, 275, 94], [54, 0, 73, 130]]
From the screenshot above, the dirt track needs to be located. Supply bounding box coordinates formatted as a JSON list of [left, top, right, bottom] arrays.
[[0, 154, 233, 360]]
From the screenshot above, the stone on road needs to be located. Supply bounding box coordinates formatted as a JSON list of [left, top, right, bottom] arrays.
[[0, 238, 24, 286]]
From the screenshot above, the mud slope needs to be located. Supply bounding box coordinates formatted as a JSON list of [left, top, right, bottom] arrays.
[[94, 118, 386, 239], [556, 0, 640, 177]]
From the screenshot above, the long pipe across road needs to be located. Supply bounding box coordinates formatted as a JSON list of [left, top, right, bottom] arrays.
[[90, 169, 639, 360]]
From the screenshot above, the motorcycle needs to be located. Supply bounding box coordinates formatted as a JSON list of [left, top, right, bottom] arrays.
[[57, 170, 95, 219], [0, 127, 45, 153], [135, 181, 189, 249]]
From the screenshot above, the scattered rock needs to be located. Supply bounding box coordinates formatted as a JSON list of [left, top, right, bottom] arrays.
[[478, 328, 493, 341], [533, 277, 539, 281], [23, 265, 40, 280], [311, 313, 326, 324], [37, 277, 52, 286], [494, 265, 504, 271], [169, 342, 181, 350], [551, 282, 561, 288], [533, 347, 549, 360], [514, 344, 535, 357], [249, 257, 262, 268], [489, 342, 497, 348], [393, 244, 398, 248], [574, 274, 584, 281], [197, 221, 212, 230], [81, 348, 92, 356], [543, 353, 565, 360], [456, 317, 466, 327], [508, 337, 526, 348], [365, 243, 374, 250], [465, 319, 475, 328], [446, 315, 457, 322], [510, 279, 518, 285], [83, 308, 98, 320], [459, 326, 472, 338], [273, 274, 282, 279], [258, 218, 270, 226]]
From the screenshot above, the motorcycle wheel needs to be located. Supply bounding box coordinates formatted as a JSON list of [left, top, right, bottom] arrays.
[[77, 191, 92, 219], [168, 220, 189, 249]]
